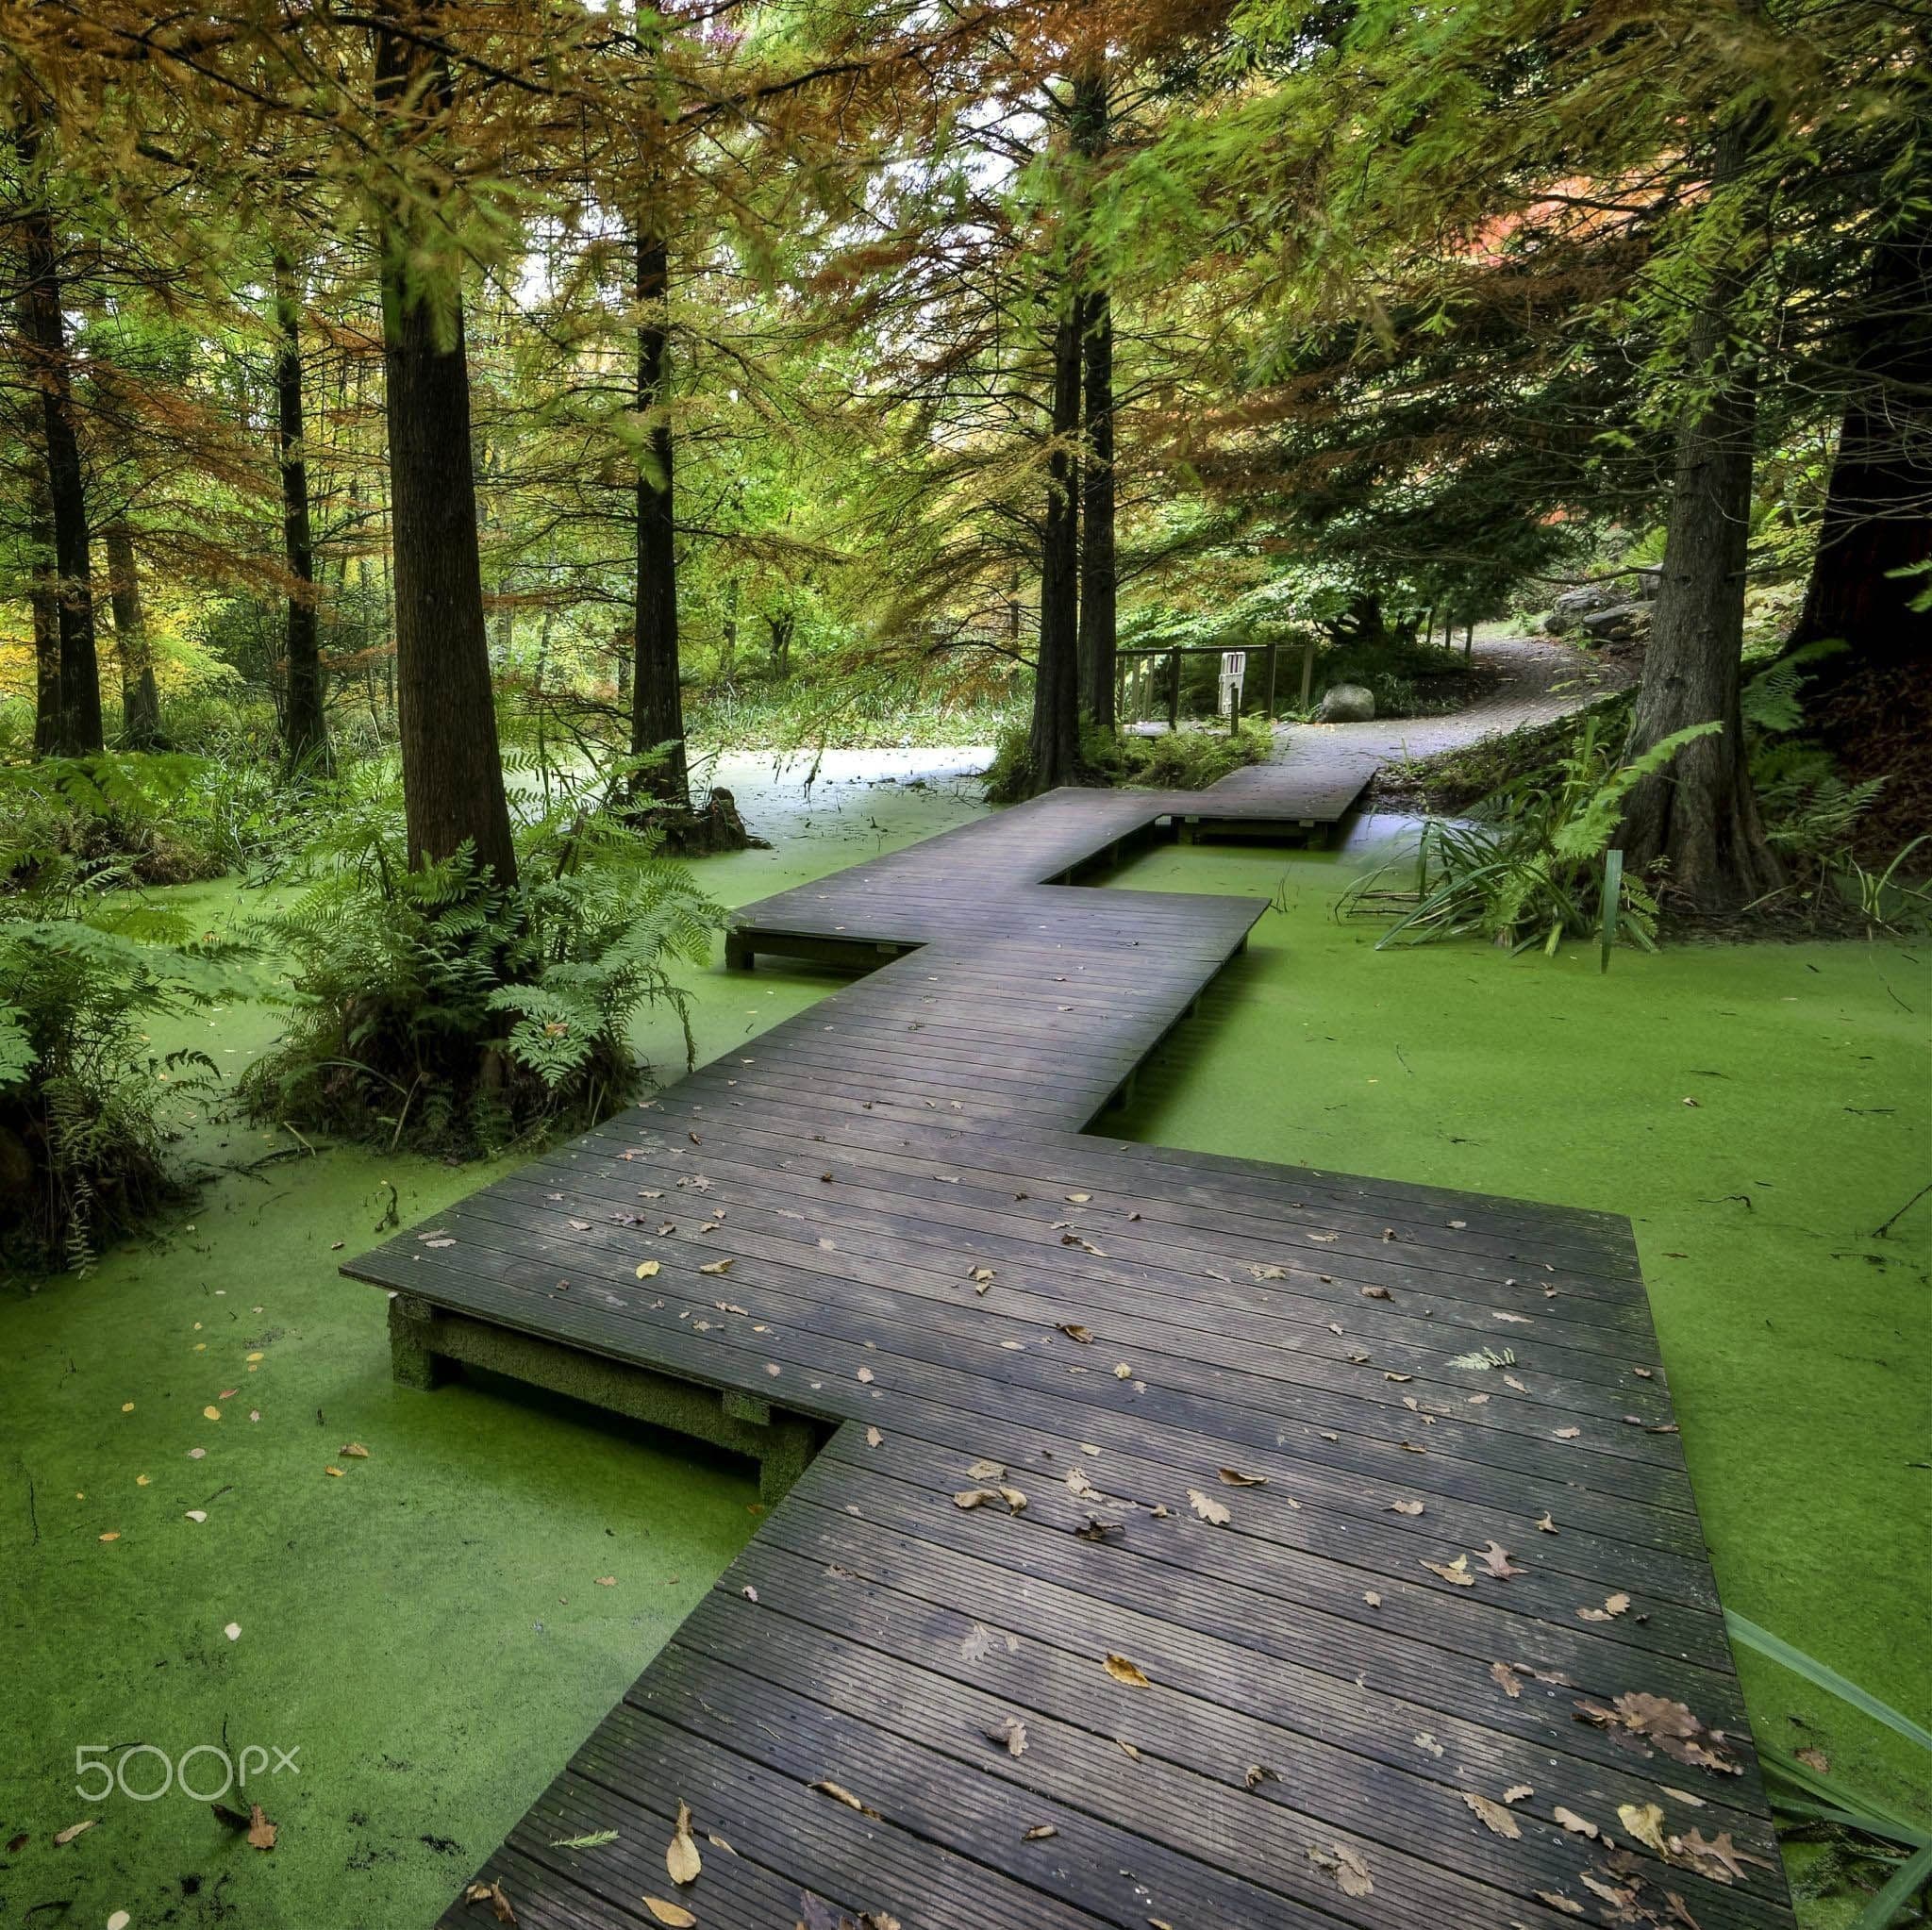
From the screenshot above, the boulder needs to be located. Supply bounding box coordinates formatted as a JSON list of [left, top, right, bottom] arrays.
[[1544, 584, 1619, 635], [1579, 602, 1652, 646], [1318, 683, 1375, 723]]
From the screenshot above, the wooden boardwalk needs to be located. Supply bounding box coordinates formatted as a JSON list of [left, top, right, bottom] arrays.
[[345, 750, 1794, 1930]]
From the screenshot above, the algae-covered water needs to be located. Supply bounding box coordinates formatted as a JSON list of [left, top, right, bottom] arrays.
[[1, 752, 1925, 1930]]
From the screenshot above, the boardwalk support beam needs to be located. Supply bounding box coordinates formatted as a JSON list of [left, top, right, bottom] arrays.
[[387, 1293, 819, 1503]]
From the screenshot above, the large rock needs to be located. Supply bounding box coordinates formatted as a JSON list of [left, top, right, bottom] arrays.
[[1318, 683, 1375, 723], [1544, 584, 1619, 635], [1580, 602, 1652, 646]]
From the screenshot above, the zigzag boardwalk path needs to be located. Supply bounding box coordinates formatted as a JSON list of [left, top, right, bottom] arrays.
[[345, 719, 1793, 1930]]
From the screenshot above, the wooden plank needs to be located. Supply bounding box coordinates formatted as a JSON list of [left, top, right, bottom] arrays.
[[349, 774, 1795, 1930]]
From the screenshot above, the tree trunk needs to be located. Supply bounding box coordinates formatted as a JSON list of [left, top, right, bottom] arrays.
[[27, 467, 59, 756], [275, 250, 329, 774], [1076, 286, 1116, 731], [1618, 110, 1783, 915], [1026, 296, 1084, 791], [1790, 216, 1932, 666], [102, 520, 162, 749], [1073, 67, 1116, 731], [374, 12, 518, 883], [629, 228, 691, 808], [14, 117, 103, 755]]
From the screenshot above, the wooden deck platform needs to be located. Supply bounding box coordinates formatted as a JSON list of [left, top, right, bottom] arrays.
[[344, 748, 1794, 1930]]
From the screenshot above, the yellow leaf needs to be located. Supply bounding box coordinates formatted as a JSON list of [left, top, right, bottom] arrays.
[[1618, 1802, 1671, 1858], [666, 1801, 701, 1886], [1104, 1653, 1151, 1688], [203, 1406, 222, 1421], [636, 1261, 660, 1279], [1187, 1489, 1231, 1526], [643, 1899, 696, 1927]]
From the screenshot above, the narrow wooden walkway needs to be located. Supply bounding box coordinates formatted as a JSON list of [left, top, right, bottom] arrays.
[[345, 748, 1794, 1930]]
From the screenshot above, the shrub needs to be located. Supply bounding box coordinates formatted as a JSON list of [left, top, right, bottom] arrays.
[[1340, 715, 1719, 965], [242, 760, 723, 1156], [0, 859, 248, 1273]]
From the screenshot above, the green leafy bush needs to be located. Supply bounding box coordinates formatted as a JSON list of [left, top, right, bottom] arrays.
[[242, 760, 722, 1155], [979, 719, 1260, 801], [1340, 715, 1719, 964], [0, 859, 248, 1273]]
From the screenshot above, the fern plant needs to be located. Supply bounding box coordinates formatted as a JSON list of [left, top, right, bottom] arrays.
[[242, 759, 722, 1155], [0, 852, 250, 1274], [1339, 716, 1720, 965]]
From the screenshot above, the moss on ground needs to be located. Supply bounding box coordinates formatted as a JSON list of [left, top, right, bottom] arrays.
[[2, 775, 1924, 1929]]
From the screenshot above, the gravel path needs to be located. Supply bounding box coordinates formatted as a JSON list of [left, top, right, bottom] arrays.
[[1267, 633, 1631, 770]]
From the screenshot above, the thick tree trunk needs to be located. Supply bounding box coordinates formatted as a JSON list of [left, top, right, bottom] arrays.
[[1077, 285, 1116, 729], [629, 228, 691, 809], [275, 251, 329, 774], [102, 520, 162, 749], [27, 470, 59, 756], [374, 13, 518, 883], [14, 121, 103, 756], [1027, 297, 1084, 791], [1790, 215, 1932, 660], [1618, 112, 1783, 915], [1072, 65, 1115, 731]]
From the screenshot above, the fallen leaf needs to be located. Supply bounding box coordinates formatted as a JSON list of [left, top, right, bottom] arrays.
[[698, 1259, 733, 1276], [1022, 1823, 1058, 1840], [1475, 1540, 1524, 1580], [1553, 1426, 1580, 1440], [1576, 1692, 1741, 1773], [1489, 1660, 1522, 1699], [952, 1487, 1002, 1509], [549, 1830, 620, 1849], [983, 1715, 1027, 1756], [1536, 1512, 1557, 1534], [461, 1879, 518, 1923], [1360, 1285, 1391, 1300], [1793, 1746, 1829, 1773], [1363, 1590, 1381, 1607], [1187, 1489, 1231, 1526], [203, 1406, 222, 1422], [1307, 1843, 1374, 1897], [1244, 1764, 1280, 1790], [1618, 1802, 1672, 1857], [968, 1458, 1005, 1480], [1576, 1591, 1632, 1622], [666, 1801, 701, 1885], [1552, 1805, 1599, 1839], [1389, 1499, 1424, 1516], [856, 1366, 874, 1384], [642, 1899, 695, 1928], [98, 1531, 120, 1543], [1058, 1323, 1093, 1343], [1675, 1828, 1775, 1883], [224, 1622, 242, 1641], [185, 1509, 208, 1524], [810, 1780, 882, 1820], [1217, 1467, 1268, 1487], [1104, 1653, 1152, 1688], [1503, 1785, 1534, 1805], [1113, 1362, 1132, 1380], [1423, 1554, 1474, 1587], [865, 1427, 882, 1449], [339, 1442, 371, 1459], [53, 1819, 97, 1845], [636, 1261, 660, 1279], [1536, 1892, 1584, 1916], [1463, 1792, 1521, 1838]]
